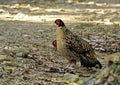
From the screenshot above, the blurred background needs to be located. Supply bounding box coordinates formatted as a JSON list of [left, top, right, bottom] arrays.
[[0, 0, 120, 24]]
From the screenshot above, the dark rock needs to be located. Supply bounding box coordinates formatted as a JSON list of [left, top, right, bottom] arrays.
[[83, 53, 120, 85]]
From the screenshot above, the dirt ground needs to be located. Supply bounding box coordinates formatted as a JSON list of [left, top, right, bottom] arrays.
[[0, 0, 120, 85]]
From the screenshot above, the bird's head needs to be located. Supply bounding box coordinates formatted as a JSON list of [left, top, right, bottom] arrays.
[[52, 40, 57, 48], [55, 19, 65, 27]]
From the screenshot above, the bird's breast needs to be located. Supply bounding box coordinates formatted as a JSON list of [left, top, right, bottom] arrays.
[[56, 27, 66, 53]]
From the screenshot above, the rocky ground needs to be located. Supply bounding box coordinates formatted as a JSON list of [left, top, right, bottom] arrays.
[[0, 0, 120, 85]]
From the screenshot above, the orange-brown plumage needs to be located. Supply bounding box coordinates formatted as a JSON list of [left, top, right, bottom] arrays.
[[55, 19, 102, 69]]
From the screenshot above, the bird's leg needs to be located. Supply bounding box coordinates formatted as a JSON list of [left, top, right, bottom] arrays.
[[65, 60, 83, 73], [70, 59, 77, 68], [66, 59, 76, 69]]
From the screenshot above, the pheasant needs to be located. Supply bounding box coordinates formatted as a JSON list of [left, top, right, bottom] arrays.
[[55, 19, 102, 69]]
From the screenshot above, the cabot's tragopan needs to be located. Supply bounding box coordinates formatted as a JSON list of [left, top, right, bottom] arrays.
[[54, 19, 102, 69]]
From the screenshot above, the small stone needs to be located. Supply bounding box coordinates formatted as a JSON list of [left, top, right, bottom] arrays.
[[105, 53, 120, 65], [63, 73, 83, 85], [0, 36, 6, 40], [108, 75, 114, 82], [0, 9, 5, 13], [0, 67, 4, 72], [12, 47, 30, 57], [46, 67, 60, 73], [13, 13, 25, 20], [0, 55, 12, 62], [69, 83, 77, 85], [95, 78, 102, 84], [22, 76, 30, 80]]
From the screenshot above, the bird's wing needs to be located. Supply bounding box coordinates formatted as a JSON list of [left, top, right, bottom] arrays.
[[65, 29, 95, 58]]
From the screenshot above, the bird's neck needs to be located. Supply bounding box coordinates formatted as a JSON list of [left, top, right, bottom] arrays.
[[60, 26, 67, 32], [56, 26, 67, 38], [56, 27, 65, 39], [56, 26, 66, 51]]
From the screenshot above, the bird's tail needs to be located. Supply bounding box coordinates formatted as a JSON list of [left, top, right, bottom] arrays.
[[94, 59, 102, 69], [80, 53, 102, 69]]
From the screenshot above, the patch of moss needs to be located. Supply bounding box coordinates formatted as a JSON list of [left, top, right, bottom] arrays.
[[117, 76, 120, 84], [96, 73, 103, 79], [111, 63, 117, 71], [72, 77, 83, 85], [12, 47, 30, 57], [76, 23, 94, 29]]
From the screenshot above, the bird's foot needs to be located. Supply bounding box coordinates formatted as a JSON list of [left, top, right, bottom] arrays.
[[65, 63, 75, 70], [64, 60, 79, 73], [64, 60, 87, 73]]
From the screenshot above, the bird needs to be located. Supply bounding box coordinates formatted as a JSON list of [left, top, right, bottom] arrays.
[[54, 19, 102, 69]]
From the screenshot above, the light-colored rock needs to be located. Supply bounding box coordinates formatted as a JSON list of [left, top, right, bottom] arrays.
[[105, 52, 120, 65]]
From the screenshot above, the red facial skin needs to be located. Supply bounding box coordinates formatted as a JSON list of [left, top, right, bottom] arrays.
[[55, 19, 60, 26], [52, 40, 57, 48], [55, 19, 65, 27]]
